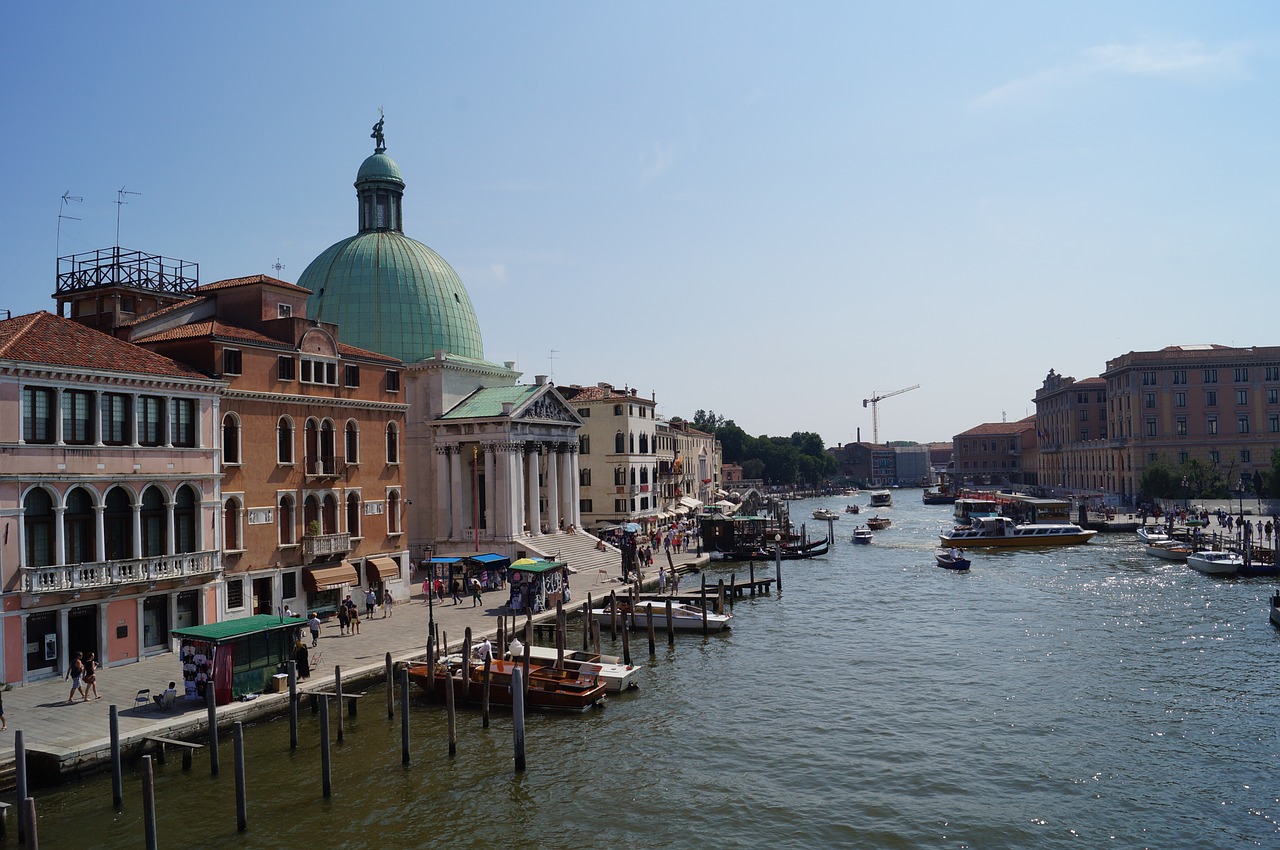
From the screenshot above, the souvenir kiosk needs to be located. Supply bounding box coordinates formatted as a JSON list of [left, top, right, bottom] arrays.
[[507, 559, 569, 614], [172, 614, 308, 705]]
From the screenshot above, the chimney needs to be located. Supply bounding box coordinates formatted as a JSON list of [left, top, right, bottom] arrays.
[[535, 374, 547, 386], [502, 402, 514, 415]]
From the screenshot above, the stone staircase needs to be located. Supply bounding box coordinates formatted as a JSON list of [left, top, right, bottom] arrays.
[[521, 530, 622, 581]]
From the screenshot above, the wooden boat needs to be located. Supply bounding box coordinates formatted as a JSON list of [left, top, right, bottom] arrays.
[[589, 599, 731, 632], [869, 490, 892, 508], [844, 504, 860, 514], [523, 644, 640, 692], [812, 508, 841, 521], [939, 516, 1096, 549], [1144, 540, 1191, 561], [865, 516, 891, 531], [852, 527, 873, 544], [1186, 550, 1242, 576], [406, 657, 607, 710], [710, 537, 831, 561], [935, 548, 971, 570]]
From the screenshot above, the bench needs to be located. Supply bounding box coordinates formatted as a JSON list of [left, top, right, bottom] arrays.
[[144, 735, 204, 770]]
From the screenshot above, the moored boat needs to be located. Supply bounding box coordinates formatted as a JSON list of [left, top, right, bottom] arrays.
[[589, 599, 731, 632], [922, 489, 957, 505], [1186, 550, 1242, 576], [939, 516, 1096, 548], [406, 657, 607, 710], [935, 548, 971, 570], [1144, 539, 1192, 561], [523, 645, 641, 692], [1135, 525, 1170, 545], [812, 508, 841, 521], [1271, 591, 1280, 628], [865, 516, 891, 531]]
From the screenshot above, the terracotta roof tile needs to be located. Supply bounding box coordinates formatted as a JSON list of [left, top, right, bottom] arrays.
[[0, 311, 213, 380], [195, 274, 312, 295], [956, 418, 1036, 438]]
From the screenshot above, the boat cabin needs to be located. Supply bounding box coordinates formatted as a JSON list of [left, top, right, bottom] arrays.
[[954, 498, 999, 523]]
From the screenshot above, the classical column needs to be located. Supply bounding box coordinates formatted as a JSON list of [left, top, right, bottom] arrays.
[[526, 446, 541, 536], [53, 505, 66, 567], [94, 505, 106, 562], [513, 445, 526, 536], [449, 447, 464, 539], [166, 499, 176, 556], [132, 497, 143, 559], [546, 444, 561, 533], [568, 446, 582, 528], [435, 445, 451, 540], [483, 444, 496, 540], [559, 447, 574, 527]]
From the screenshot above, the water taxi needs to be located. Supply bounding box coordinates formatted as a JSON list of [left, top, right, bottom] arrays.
[[869, 490, 892, 507], [812, 508, 841, 521], [939, 516, 1096, 548], [1186, 550, 1242, 576]]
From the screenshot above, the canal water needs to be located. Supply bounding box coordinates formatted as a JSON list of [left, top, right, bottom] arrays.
[[26, 494, 1280, 848]]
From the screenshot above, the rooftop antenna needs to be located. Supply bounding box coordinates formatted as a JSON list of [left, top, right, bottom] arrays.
[[271, 258, 286, 275], [548, 349, 559, 382], [115, 185, 141, 247], [56, 191, 82, 257]]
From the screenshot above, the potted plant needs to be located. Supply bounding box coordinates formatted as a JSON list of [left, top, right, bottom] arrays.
[[307, 520, 321, 537]]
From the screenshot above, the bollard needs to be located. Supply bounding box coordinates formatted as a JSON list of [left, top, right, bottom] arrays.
[[729, 573, 736, 605], [646, 602, 656, 656], [512, 666, 527, 772], [319, 695, 332, 798], [666, 598, 675, 646], [335, 665, 344, 742], [621, 614, 632, 666], [775, 541, 783, 592], [555, 608, 565, 669], [141, 756, 157, 850], [522, 640, 532, 699], [717, 579, 726, 616], [110, 705, 122, 807], [582, 595, 591, 651], [592, 618, 602, 656], [482, 654, 493, 729], [400, 667, 411, 765], [21, 797, 37, 850], [15, 731, 28, 843], [207, 683, 220, 776], [234, 722, 248, 832], [445, 658, 457, 758], [609, 590, 619, 639], [750, 561, 756, 595], [386, 652, 395, 719], [462, 629, 472, 707], [289, 660, 299, 750]]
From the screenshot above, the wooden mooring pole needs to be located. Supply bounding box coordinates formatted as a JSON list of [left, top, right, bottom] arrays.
[[445, 658, 458, 757], [385, 652, 395, 719], [512, 666, 527, 773], [319, 695, 332, 798], [110, 705, 123, 807], [400, 667, 411, 765], [141, 756, 157, 850], [335, 665, 344, 741], [234, 722, 248, 833], [15, 730, 29, 843], [288, 660, 299, 749], [207, 683, 220, 776]]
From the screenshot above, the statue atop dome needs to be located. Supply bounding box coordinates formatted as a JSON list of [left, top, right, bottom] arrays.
[[371, 111, 386, 153]]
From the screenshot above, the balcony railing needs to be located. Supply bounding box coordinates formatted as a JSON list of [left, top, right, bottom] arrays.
[[303, 532, 351, 560], [21, 550, 220, 594], [304, 455, 343, 478]]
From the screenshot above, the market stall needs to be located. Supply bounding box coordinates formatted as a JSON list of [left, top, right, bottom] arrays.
[[507, 559, 569, 614], [171, 614, 307, 705]]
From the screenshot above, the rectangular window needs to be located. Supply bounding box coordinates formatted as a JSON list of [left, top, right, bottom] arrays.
[[614, 499, 627, 513], [1172, 369, 1187, 385], [1146, 418, 1157, 437], [1144, 393, 1155, 409], [62, 389, 95, 445], [1099, 426, 1107, 438], [300, 359, 312, 383], [1237, 389, 1248, 406], [1203, 369, 1217, 384], [1174, 392, 1186, 408], [385, 370, 400, 392], [1207, 416, 1218, 435], [169, 398, 196, 447], [1271, 414, 1280, 433], [1234, 367, 1249, 382], [1209, 450, 1220, 464], [1079, 409, 1088, 421], [1205, 390, 1217, 407], [577, 408, 591, 418], [300, 358, 337, 386], [1179, 452, 1188, 464], [138, 395, 165, 446], [278, 303, 293, 318], [1175, 416, 1187, 436], [101, 392, 132, 445], [344, 364, 360, 388], [579, 435, 590, 455], [22, 386, 56, 443], [1241, 449, 1251, 463], [1149, 453, 1158, 463], [1142, 371, 1157, 386], [226, 579, 245, 610], [282, 571, 297, 599], [1267, 366, 1280, 381], [1079, 428, 1088, 441], [580, 499, 593, 513], [278, 356, 295, 381], [222, 349, 242, 375], [1238, 415, 1250, 434], [1269, 389, 1279, 405]]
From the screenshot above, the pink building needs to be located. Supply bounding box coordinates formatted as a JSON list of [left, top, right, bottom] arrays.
[[1, 312, 224, 685]]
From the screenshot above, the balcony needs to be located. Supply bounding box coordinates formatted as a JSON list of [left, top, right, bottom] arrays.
[[22, 550, 220, 594], [304, 455, 344, 479], [303, 532, 352, 560]]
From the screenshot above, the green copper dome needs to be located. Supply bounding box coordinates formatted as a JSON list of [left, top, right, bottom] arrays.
[[302, 136, 485, 364]]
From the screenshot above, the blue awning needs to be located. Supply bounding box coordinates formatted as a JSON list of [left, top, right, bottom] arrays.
[[469, 553, 510, 565], [427, 556, 463, 564]]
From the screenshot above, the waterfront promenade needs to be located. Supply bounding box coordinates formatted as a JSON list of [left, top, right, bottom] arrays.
[[0, 549, 709, 785]]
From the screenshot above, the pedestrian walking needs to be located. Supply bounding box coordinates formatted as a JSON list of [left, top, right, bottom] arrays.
[[308, 612, 321, 646], [383, 587, 394, 618], [66, 651, 86, 704], [451, 578, 463, 605], [365, 588, 377, 619], [350, 607, 361, 635], [83, 651, 101, 700], [435, 577, 445, 602], [422, 576, 431, 603], [470, 577, 483, 608], [337, 604, 350, 635]]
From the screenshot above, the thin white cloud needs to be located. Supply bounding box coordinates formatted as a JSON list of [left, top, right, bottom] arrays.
[[639, 141, 675, 188], [975, 39, 1248, 107]]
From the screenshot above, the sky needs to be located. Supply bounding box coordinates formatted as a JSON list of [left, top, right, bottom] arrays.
[[3, 2, 1278, 448]]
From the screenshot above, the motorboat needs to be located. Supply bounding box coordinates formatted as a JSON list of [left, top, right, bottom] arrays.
[[523, 644, 640, 692], [869, 490, 892, 508], [865, 516, 891, 531], [1135, 525, 1170, 545], [406, 657, 607, 710], [812, 508, 841, 521], [590, 599, 731, 632], [1144, 539, 1192, 561], [939, 516, 1096, 549], [1186, 550, 1242, 576], [922, 489, 957, 505], [852, 527, 873, 544], [844, 504, 860, 514], [935, 548, 971, 570]]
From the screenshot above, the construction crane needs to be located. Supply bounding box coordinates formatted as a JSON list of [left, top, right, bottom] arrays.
[[862, 384, 919, 444]]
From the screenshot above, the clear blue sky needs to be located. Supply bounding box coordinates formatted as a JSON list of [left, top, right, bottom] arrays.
[[3, 2, 1277, 447]]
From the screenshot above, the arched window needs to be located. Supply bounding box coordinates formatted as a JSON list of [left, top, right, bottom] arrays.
[[224, 497, 242, 551], [23, 488, 55, 568], [386, 422, 399, 464], [629, 432, 635, 453], [613, 404, 623, 416], [304, 418, 319, 472], [303, 495, 320, 536], [277, 417, 294, 464], [222, 413, 241, 465], [630, 467, 636, 485], [639, 433, 649, 454], [104, 487, 134, 560], [345, 420, 359, 463], [640, 467, 649, 485], [64, 486, 95, 564], [322, 493, 338, 535], [141, 486, 167, 557], [174, 485, 198, 552], [320, 419, 336, 471], [614, 466, 625, 486], [614, 432, 625, 453], [387, 490, 401, 533], [279, 494, 296, 545], [347, 492, 361, 538]]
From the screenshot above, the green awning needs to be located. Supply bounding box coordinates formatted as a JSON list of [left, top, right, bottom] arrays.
[[172, 614, 307, 643]]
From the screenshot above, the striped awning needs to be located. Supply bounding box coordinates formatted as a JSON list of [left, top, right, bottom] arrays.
[[365, 556, 401, 583], [303, 561, 359, 592]]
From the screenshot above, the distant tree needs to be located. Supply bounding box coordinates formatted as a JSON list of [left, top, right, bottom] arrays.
[[692, 410, 725, 431], [741, 458, 765, 480], [1139, 461, 1178, 500]]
